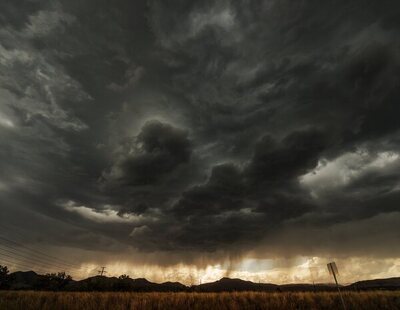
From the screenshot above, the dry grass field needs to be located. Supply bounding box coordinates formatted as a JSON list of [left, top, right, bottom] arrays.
[[0, 291, 399, 310]]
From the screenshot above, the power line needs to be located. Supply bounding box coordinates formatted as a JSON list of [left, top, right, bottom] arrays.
[[0, 239, 82, 278], [0, 246, 79, 274], [0, 259, 80, 279], [0, 224, 81, 268], [0, 234, 81, 269], [0, 256, 50, 274], [0, 241, 80, 271], [0, 225, 88, 279], [0, 255, 81, 278], [0, 252, 79, 277]]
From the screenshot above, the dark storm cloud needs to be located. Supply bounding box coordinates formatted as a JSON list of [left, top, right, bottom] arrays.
[[1, 0, 400, 262], [105, 120, 192, 186], [130, 129, 324, 251], [246, 129, 327, 183]]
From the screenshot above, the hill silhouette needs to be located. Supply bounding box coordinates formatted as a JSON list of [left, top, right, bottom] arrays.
[[65, 276, 186, 292], [2, 270, 400, 292], [8, 271, 42, 290], [194, 277, 278, 292], [350, 277, 400, 291]]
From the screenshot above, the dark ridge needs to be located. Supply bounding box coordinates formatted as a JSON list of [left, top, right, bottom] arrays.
[[2, 271, 400, 292], [194, 277, 278, 292], [279, 283, 338, 292], [7, 271, 42, 290], [349, 277, 400, 291]]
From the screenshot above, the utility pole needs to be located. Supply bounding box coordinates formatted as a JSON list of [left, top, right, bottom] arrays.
[[327, 262, 346, 310], [309, 267, 317, 293], [98, 266, 107, 276]]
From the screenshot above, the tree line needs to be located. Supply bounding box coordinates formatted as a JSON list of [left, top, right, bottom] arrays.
[[0, 265, 151, 291], [0, 265, 74, 290]]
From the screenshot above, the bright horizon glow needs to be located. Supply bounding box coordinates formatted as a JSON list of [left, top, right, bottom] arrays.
[[6, 256, 399, 286]]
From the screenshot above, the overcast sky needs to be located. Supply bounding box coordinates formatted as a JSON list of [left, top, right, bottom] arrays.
[[0, 0, 399, 284]]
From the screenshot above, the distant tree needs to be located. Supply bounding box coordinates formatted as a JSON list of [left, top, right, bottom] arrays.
[[115, 274, 132, 291], [0, 265, 9, 289], [41, 272, 73, 290], [119, 274, 130, 280], [56, 272, 73, 282]]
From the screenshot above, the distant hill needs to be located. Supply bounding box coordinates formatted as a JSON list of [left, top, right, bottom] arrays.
[[195, 277, 278, 292], [279, 283, 337, 292], [7, 271, 43, 290], [7, 271, 76, 290], [65, 275, 187, 292], [5, 271, 400, 292], [349, 277, 400, 291]]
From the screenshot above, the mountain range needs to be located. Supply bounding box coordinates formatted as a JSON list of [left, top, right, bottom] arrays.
[[4, 271, 400, 292]]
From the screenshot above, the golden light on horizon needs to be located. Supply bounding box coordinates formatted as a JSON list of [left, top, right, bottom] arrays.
[[67, 256, 400, 285]]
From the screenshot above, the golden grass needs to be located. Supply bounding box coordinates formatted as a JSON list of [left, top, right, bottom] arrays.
[[0, 291, 399, 310]]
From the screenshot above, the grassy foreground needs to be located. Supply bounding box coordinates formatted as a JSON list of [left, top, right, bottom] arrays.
[[0, 291, 399, 310]]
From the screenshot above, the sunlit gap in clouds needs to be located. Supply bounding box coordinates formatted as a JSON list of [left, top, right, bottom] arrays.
[[0, 112, 15, 129], [300, 150, 400, 199], [72, 256, 400, 285]]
